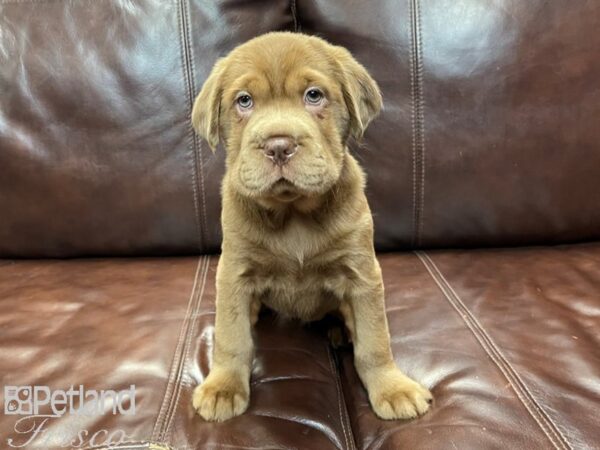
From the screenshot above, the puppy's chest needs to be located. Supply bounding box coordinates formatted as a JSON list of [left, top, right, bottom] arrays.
[[247, 256, 350, 321]]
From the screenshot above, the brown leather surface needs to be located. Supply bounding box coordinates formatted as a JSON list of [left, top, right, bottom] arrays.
[[419, 245, 600, 449], [1, 0, 199, 257], [2, 1, 600, 449], [0, 0, 294, 257], [296, 0, 416, 251], [2, 245, 599, 449], [0, 256, 351, 449], [415, 0, 600, 248], [3, 0, 600, 256], [338, 245, 600, 449], [292, 0, 600, 249], [0, 257, 200, 448]]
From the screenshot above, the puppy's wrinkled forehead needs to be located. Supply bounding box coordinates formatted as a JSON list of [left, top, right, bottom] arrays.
[[191, 32, 382, 151], [223, 36, 335, 98]]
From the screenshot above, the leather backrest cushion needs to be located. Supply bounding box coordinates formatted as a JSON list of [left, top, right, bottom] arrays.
[[299, 0, 600, 249], [1, 0, 599, 256], [0, 0, 294, 257]]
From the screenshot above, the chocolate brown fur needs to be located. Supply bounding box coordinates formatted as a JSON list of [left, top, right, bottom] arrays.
[[191, 32, 432, 421]]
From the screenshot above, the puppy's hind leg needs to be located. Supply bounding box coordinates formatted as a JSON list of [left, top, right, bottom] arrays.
[[328, 304, 354, 349], [338, 301, 355, 344], [250, 298, 261, 327]]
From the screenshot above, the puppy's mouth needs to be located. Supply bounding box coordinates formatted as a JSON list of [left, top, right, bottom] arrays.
[[268, 178, 302, 202], [237, 140, 333, 201]]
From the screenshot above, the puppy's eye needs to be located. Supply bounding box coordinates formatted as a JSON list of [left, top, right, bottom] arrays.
[[236, 93, 253, 109], [304, 88, 324, 105]]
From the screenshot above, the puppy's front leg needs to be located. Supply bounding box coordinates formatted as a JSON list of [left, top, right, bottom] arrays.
[[344, 259, 432, 420], [192, 258, 254, 421]]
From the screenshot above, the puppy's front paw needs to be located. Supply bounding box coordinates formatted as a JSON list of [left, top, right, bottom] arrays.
[[369, 370, 432, 420], [192, 369, 249, 422]]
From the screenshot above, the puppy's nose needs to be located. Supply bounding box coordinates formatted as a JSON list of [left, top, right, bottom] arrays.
[[263, 136, 296, 166]]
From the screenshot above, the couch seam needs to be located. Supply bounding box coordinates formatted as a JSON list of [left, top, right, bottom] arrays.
[[408, 0, 416, 248], [177, 0, 204, 252], [415, 0, 426, 245], [1, 0, 204, 252], [327, 345, 349, 450], [408, 0, 426, 248], [415, 251, 572, 450], [290, 0, 299, 32], [151, 256, 206, 441], [182, 0, 208, 250], [163, 255, 210, 440], [1, 0, 202, 247], [327, 345, 356, 450]]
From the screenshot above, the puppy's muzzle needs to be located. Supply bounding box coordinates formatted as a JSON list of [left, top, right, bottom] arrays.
[[263, 135, 297, 166]]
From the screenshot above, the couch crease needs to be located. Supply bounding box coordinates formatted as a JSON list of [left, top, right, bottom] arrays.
[[415, 250, 572, 450], [151, 256, 206, 442]]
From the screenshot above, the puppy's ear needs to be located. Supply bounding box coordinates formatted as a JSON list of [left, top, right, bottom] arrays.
[[332, 46, 382, 140], [191, 58, 227, 151]]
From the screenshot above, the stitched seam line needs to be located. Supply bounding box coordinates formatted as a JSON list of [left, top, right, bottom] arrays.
[[408, 0, 426, 247], [155, 256, 208, 441], [336, 353, 357, 450], [327, 345, 355, 450], [327, 346, 349, 450], [415, 251, 572, 450], [182, 0, 208, 250], [290, 0, 299, 32], [163, 255, 210, 440], [416, 251, 571, 450], [152, 258, 203, 441], [340, 388, 356, 450], [2, 0, 205, 252], [177, 0, 204, 252], [415, 0, 426, 244], [408, 0, 417, 248]]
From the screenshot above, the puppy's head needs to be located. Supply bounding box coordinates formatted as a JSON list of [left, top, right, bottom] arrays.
[[192, 32, 381, 204]]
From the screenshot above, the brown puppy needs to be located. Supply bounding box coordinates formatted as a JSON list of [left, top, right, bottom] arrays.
[[191, 32, 432, 422]]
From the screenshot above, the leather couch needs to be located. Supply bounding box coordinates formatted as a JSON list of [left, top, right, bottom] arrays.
[[1, 1, 598, 449]]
